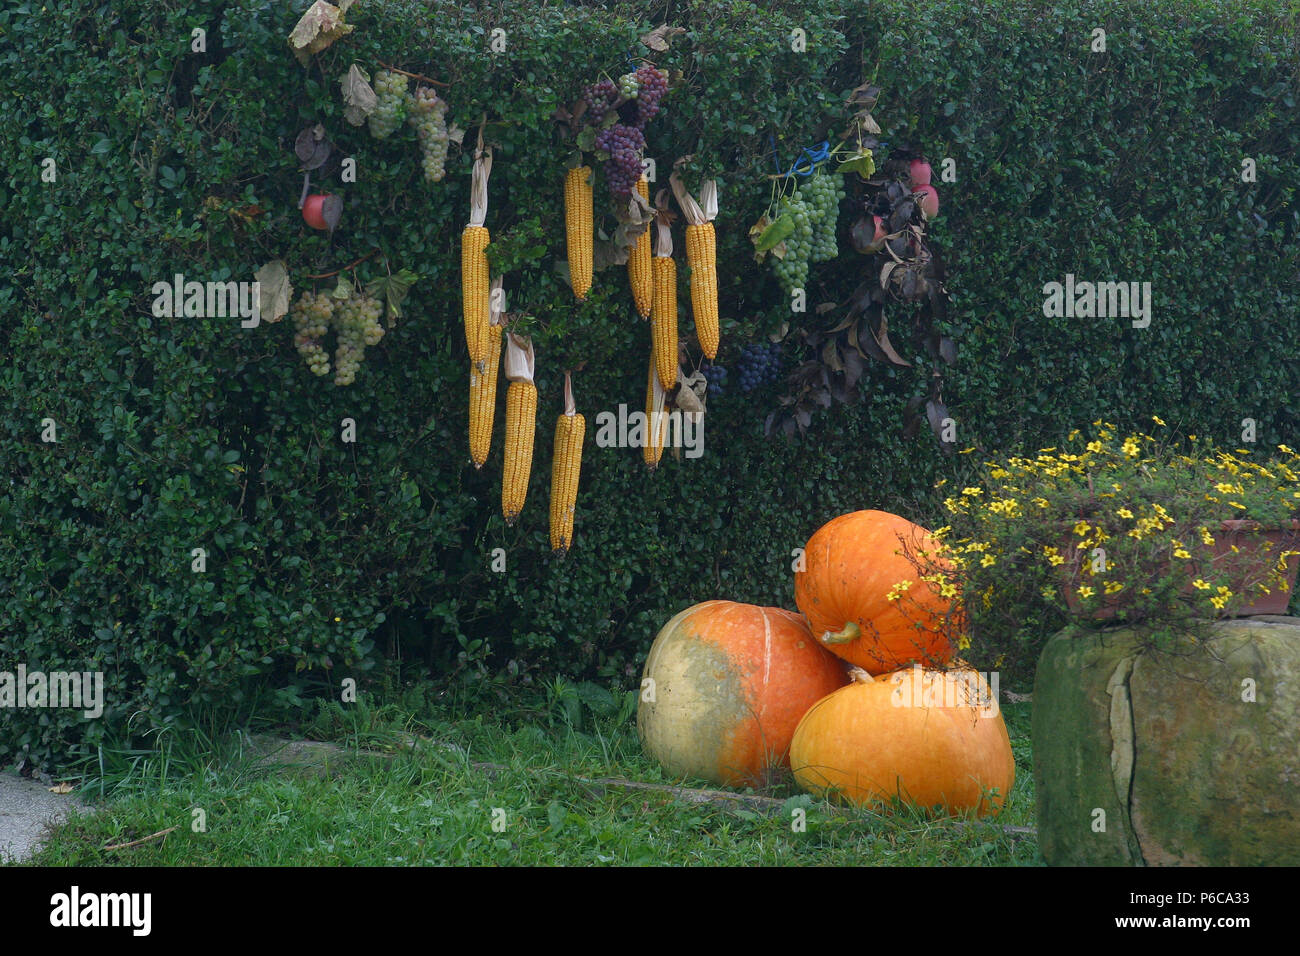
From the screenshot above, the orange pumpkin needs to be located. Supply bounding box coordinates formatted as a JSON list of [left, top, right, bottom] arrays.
[[794, 509, 956, 674], [790, 665, 1015, 817], [637, 600, 849, 787]]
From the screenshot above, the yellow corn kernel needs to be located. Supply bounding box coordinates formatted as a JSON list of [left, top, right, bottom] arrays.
[[651, 255, 677, 390], [627, 177, 653, 318], [565, 166, 593, 301], [685, 221, 718, 359], [643, 355, 666, 470], [549, 375, 585, 555], [502, 380, 537, 525], [461, 225, 491, 367], [468, 324, 502, 468]]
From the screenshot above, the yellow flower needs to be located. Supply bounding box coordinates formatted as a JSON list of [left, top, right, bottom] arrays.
[[1086, 441, 1104, 453], [1216, 586, 1232, 596], [1033, 497, 1050, 509], [1227, 501, 1246, 510], [1199, 527, 1215, 546], [1077, 586, 1096, 598], [1073, 520, 1091, 536], [1151, 415, 1166, 426], [1104, 581, 1124, 594], [1215, 482, 1235, 493], [961, 487, 983, 496], [1210, 596, 1228, 610], [1192, 579, 1211, 590], [1173, 549, 1191, 559], [980, 554, 996, 568], [1116, 507, 1134, 519], [1041, 586, 1057, 601], [1121, 439, 1140, 457]]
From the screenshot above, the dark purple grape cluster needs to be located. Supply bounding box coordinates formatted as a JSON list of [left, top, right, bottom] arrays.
[[737, 342, 783, 392], [583, 77, 618, 121], [634, 65, 667, 127], [595, 123, 646, 198], [702, 363, 728, 398]]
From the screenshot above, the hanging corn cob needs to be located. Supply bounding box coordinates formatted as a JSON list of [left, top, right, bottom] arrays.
[[565, 164, 594, 301], [651, 215, 677, 391], [462, 140, 493, 369], [468, 276, 504, 469], [501, 333, 537, 525], [643, 351, 668, 471], [549, 371, 585, 556], [670, 172, 720, 361], [627, 176, 653, 318]]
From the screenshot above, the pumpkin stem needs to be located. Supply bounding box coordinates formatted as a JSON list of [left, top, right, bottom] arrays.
[[847, 666, 872, 684], [819, 620, 861, 645]]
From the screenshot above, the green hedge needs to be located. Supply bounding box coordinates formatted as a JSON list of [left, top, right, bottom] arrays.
[[2, 0, 1296, 770]]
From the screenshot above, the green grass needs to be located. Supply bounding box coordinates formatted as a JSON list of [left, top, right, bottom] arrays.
[[24, 691, 1042, 866]]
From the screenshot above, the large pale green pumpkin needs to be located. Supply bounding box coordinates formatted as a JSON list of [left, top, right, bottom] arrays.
[[637, 600, 848, 787]]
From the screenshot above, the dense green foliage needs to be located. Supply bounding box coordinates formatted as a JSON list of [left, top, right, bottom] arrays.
[[2, 0, 1297, 770]]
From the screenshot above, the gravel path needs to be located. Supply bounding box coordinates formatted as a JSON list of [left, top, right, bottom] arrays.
[[0, 772, 85, 863]]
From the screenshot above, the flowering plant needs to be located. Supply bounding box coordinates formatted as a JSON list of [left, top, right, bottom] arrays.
[[914, 420, 1300, 654]]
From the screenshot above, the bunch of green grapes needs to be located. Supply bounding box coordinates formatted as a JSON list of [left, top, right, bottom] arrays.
[[292, 291, 333, 377], [770, 196, 813, 297], [407, 86, 450, 182], [332, 293, 384, 386], [804, 170, 846, 263], [368, 70, 409, 139]]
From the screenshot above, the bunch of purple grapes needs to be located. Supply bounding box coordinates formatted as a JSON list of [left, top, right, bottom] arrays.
[[702, 363, 728, 398], [583, 77, 618, 121], [737, 342, 783, 392], [595, 123, 646, 198], [634, 65, 668, 127]]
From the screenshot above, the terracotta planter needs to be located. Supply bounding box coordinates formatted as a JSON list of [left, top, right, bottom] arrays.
[[1060, 519, 1300, 620]]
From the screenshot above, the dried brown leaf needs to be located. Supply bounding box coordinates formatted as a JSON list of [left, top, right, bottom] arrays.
[[340, 65, 376, 126], [640, 25, 686, 52], [287, 0, 356, 66]]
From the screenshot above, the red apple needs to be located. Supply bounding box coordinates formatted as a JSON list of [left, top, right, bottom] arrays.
[[302, 193, 335, 230], [914, 184, 940, 218], [909, 159, 933, 186], [861, 214, 888, 253]]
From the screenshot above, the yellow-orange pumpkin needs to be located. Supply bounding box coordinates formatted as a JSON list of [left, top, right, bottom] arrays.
[[790, 665, 1014, 817], [794, 509, 956, 674], [637, 600, 849, 787]]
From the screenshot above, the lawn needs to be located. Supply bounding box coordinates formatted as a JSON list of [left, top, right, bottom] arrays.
[[24, 689, 1041, 866]]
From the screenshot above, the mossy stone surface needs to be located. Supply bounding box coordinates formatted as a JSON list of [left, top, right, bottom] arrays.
[[1033, 617, 1300, 866]]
